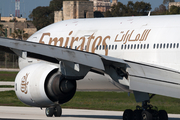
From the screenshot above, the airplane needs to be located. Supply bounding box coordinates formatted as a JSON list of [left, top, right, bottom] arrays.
[[0, 14, 179, 120]]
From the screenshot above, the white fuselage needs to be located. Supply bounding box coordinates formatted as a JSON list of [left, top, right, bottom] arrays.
[[26, 15, 180, 72], [19, 15, 180, 92]]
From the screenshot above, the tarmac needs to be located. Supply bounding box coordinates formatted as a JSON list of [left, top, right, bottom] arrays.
[[0, 106, 180, 120]]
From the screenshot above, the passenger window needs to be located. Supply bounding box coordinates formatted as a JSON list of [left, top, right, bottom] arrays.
[[128, 45, 130, 49], [170, 43, 172, 48], [103, 45, 105, 50], [96, 45, 98, 50], [163, 44, 165, 49], [157, 44, 159, 49], [99, 45, 101, 50], [134, 44, 136, 49], [167, 44, 169, 48], [144, 44, 146, 49], [112, 45, 114, 50], [160, 44, 162, 49], [115, 45, 117, 50], [173, 43, 176, 48], [75, 46, 77, 49], [141, 44, 143, 49], [153, 44, 156, 49], [147, 44, 149, 49], [131, 44, 133, 49], [177, 43, 179, 48], [124, 45, 126, 49], [85, 45, 87, 50], [137, 44, 139, 49], [106, 45, 108, 50], [121, 45, 123, 49], [109, 45, 111, 50]]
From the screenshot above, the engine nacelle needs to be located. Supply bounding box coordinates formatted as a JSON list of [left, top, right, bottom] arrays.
[[15, 62, 76, 107]]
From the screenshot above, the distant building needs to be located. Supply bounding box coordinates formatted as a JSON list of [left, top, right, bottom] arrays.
[[111, 0, 118, 6], [0, 16, 37, 40], [54, 11, 63, 23], [1, 17, 26, 22], [90, 0, 111, 12], [54, 1, 94, 22], [90, 0, 117, 13], [54, 0, 118, 23], [169, 2, 180, 11]]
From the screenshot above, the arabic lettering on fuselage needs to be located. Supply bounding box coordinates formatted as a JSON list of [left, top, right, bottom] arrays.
[[115, 29, 151, 44], [39, 29, 151, 56]]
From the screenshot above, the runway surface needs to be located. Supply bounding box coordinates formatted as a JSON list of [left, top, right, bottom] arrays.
[[0, 106, 180, 120]]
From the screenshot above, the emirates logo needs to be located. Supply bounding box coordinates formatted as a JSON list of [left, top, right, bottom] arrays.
[[21, 73, 29, 94]]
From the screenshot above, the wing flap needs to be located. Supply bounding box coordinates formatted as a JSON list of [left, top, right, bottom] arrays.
[[127, 61, 180, 99], [130, 76, 180, 99]]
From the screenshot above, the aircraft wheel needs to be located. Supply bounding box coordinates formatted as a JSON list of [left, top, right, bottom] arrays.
[[133, 110, 142, 120], [142, 110, 152, 120], [123, 109, 133, 120], [159, 110, 168, 120], [54, 106, 62, 117], [45, 107, 54, 117]]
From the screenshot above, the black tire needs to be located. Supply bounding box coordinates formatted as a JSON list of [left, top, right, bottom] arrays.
[[54, 106, 62, 117], [159, 110, 168, 120], [123, 109, 133, 120], [142, 110, 152, 120], [45, 107, 54, 117], [133, 110, 142, 120]]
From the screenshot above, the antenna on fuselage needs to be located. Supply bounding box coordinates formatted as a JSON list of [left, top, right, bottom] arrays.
[[148, 11, 151, 16]]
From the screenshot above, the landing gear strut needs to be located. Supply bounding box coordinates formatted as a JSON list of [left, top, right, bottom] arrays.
[[45, 105, 62, 117], [123, 94, 168, 120]]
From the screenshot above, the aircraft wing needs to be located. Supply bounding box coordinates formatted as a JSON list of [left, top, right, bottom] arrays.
[[0, 37, 127, 71]]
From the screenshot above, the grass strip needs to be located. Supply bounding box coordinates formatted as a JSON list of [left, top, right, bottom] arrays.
[[0, 90, 28, 106], [0, 91, 180, 114], [0, 71, 18, 81]]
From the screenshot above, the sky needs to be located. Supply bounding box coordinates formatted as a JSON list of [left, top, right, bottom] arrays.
[[0, 0, 180, 19]]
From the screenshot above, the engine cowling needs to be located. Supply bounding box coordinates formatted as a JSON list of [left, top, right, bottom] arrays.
[[15, 62, 76, 107]]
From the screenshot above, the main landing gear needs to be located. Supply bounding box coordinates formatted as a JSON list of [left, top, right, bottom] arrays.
[[123, 95, 168, 120], [45, 105, 62, 117]]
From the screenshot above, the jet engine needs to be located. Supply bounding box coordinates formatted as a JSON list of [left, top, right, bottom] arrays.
[[15, 62, 76, 107]]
